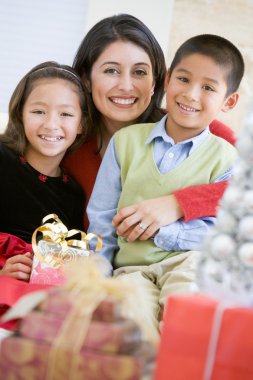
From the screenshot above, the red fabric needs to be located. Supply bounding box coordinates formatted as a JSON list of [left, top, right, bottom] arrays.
[[174, 120, 236, 221], [155, 295, 253, 380], [63, 137, 101, 231], [0, 276, 52, 330], [0, 233, 33, 268]]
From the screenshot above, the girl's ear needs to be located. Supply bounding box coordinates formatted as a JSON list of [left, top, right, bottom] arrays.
[[222, 92, 239, 113]]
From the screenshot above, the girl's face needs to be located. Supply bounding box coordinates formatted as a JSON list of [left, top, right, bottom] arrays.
[[23, 78, 82, 167], [90, 40, 155, 133]]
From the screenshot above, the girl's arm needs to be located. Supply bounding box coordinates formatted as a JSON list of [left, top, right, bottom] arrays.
[[114, 120, 235, 240]]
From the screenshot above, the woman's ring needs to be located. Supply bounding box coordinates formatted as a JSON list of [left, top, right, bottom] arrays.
[[139, 222, 148, 231]]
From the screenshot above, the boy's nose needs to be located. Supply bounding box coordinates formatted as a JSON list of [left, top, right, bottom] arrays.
[[184, 85, 200, 102]]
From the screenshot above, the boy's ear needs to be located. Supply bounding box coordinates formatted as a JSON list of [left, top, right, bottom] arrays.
[[221, 92, 239, 113]]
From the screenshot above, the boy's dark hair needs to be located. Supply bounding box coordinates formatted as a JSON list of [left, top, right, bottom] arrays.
[[0, 61, 90, 155], [73, 14, 166, 147], [169, 34, 244, 96]]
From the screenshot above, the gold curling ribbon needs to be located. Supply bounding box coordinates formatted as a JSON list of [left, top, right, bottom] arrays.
[[32, 213, 102, 267]]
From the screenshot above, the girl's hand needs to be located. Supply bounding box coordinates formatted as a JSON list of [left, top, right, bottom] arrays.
[[112, 195, 183, 242], [0, 252, 33, 281]]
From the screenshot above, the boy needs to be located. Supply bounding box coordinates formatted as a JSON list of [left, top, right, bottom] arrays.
[[87, 34, 244, 340]]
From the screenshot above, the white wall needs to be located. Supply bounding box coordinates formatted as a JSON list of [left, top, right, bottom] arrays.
[[0, 0, 174, 113]]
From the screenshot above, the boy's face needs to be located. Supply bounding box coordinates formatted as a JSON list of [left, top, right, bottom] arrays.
[[165, 53, 238, 141]]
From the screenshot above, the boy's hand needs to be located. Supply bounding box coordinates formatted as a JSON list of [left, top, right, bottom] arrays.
[[0, 252, 33, 282], [112, 195, 183, 242]]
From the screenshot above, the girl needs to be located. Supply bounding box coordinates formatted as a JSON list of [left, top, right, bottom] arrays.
[[0, 61, 89, 281]]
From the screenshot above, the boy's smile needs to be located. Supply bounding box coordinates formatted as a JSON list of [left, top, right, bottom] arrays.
[[165, 53, 236, 142]]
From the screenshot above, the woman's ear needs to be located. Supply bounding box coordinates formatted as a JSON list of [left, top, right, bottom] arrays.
[[222, 92, 239, 113]]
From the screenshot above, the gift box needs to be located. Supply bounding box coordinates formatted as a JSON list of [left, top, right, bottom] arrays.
[[0, 337, 145, 380], [0, 259, 156, 379], [154, 294, 253, 380], [30, 214, 102, 285]]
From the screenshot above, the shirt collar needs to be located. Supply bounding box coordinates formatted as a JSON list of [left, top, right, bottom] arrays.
[[146, 114, 210, 149]]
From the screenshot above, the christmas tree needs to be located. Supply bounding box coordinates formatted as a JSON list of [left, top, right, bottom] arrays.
[[198, 111, 253, 306]]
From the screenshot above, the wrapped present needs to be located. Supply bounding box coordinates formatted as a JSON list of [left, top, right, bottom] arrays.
[[0, 337, 146, 380], [30, 214, 102, 285], [154, 294, 253, 380], [0, 257, 157, 379]]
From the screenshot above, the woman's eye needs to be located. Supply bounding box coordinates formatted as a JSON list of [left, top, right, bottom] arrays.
[[104, 68, 119, 75], [134, 69, 147, 76]]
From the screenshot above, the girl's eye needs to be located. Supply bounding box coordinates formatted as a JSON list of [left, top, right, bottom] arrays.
[[61, 112, 73, 117], [104, 68, 119, 75], [203, 85, 215, 92], [31, 110, 44, 114], [178, 77, 188, 83], [133, 69, 147, 76]]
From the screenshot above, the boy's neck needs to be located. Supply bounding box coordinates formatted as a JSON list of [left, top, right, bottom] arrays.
[[165, 118, 208, 143]]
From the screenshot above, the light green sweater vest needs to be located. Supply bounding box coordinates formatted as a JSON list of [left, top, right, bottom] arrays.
[[114, 123, 237, 268]]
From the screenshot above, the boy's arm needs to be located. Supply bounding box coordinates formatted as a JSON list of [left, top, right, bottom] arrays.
[[87, 138, 121, 265]]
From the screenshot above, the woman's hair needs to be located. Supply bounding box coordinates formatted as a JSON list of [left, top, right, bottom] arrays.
[[0, 61, 91, 155], [73, 14, 166, 143]]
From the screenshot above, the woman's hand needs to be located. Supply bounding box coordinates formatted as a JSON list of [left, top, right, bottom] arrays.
[[0, 252, 33, 281], [112, 195, 183, 241]]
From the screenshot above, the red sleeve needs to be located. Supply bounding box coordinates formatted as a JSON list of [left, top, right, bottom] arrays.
[[173, 119, 235, 221], [0, 233, 33, 268]]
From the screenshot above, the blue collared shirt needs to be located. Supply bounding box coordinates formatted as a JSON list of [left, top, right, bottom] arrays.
[[87, 116, 232, 263]]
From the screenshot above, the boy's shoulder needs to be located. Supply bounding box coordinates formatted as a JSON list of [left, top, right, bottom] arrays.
[[209, 132, 237, 153], [115, 122, 155, 140]]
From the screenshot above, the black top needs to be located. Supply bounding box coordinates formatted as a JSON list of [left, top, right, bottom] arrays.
[[0, 143, 85, 243]]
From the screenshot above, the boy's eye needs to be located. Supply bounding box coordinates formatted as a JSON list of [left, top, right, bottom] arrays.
[[203, 85, 215, 92]]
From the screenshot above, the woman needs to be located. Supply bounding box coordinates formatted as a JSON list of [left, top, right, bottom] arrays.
[[64, 14, 235, 236]]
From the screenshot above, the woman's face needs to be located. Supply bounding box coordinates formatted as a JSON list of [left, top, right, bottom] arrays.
[[90, 40, 155, 132]]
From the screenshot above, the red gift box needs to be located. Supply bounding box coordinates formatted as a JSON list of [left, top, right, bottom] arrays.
[[155, 294, 253, 380]]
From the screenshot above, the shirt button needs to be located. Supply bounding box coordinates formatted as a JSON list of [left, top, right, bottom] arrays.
[[168, 152, 174, 158]]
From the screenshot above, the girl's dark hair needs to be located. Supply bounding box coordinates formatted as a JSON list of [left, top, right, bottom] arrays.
[[73, 14, 166, 145], [0, 61, 91, 155], [169, 34, 245, 96]]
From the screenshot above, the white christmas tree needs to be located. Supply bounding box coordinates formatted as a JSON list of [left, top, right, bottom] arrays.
[[198, 110, 253, 306]]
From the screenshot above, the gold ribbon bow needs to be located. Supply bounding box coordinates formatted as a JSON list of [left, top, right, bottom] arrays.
[[32, 214, 102, 267]]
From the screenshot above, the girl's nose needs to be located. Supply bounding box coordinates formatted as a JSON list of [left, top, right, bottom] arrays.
[[43, 114, 59, 130]]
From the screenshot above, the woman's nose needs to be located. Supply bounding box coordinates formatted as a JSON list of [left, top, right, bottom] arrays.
[[118, 73, 134, 92]]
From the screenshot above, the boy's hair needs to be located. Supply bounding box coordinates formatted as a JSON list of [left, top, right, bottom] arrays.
[[73, 13, 166, 146], [0, 61, 91, 155], [169, 34, 244, 96]]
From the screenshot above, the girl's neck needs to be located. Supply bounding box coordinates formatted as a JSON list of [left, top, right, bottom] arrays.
[[24, 149, 63, 177]]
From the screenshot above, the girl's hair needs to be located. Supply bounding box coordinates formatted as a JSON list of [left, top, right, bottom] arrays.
[[73, 14, 166, 145], [0, 61, 91, 155]]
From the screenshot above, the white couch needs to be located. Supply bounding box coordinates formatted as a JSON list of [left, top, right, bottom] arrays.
[[0, 113, 8, 133]]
